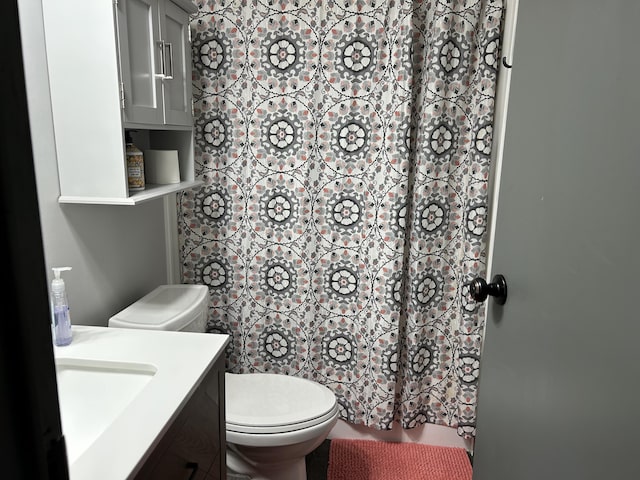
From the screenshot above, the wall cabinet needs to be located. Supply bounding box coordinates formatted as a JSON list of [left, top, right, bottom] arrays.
[[42, 0, 201, 205], [118, 0, 193, 127], [134, 355, 227, 480]]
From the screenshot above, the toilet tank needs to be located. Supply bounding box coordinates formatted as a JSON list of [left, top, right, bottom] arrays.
[[108, 285, 209, 332]]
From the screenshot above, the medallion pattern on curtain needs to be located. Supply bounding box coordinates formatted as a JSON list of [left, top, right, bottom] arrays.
[[179, 0, 504, 438]]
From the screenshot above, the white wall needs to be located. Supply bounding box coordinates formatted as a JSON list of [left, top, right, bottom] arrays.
[[18, 0, 169, 326]]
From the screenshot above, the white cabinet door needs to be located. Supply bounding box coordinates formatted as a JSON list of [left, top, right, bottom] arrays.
[[117, 0, 164, 126], [161, 1, 193, 126]]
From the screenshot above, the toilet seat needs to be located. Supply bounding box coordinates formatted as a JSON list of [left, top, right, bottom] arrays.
[[225, 373, 338, 435]]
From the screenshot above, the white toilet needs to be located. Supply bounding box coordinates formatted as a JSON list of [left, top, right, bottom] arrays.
[[109, 284, 338, 480]]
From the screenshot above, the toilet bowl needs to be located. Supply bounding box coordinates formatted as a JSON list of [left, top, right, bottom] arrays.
[[225, 372, 339, 480], [109, 285, 338, 480]]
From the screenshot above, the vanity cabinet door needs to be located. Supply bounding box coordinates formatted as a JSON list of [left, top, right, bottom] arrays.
[[134, 355, 226, 480]]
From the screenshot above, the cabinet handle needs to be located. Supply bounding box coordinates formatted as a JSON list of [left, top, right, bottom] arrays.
[[157, 40, 166, 78], [185, 462, 199, 480], [163, 42, 174, 80]]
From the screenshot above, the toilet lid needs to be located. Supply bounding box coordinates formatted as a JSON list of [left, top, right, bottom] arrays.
[[225, 373, 337, 434]]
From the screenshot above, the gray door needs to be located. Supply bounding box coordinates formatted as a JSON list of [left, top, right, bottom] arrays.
[[472, 1, 640, 479]]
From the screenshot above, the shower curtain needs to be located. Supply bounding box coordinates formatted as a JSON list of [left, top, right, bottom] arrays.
[[179, 0, 505, 438]]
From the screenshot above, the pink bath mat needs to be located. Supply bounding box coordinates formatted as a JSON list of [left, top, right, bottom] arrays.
[[327, 439, 472, 480]]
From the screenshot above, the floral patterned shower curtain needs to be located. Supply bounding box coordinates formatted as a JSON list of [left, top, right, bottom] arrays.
[[179, 0, 504, 438]]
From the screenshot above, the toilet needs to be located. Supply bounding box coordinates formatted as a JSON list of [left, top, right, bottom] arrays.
[[225, 372, 338, 480], [109, 284, 338, 480]]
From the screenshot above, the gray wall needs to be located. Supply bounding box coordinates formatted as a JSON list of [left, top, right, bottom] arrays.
[[18, 0, 169, 326]]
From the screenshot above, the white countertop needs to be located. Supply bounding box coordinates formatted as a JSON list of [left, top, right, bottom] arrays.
[[53, 326, 229, 480]]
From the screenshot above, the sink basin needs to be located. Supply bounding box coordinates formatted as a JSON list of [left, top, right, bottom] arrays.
[[55, 358, 157, 463]]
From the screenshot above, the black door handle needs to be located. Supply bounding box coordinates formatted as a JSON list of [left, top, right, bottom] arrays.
[[469, 274, 507, 305]]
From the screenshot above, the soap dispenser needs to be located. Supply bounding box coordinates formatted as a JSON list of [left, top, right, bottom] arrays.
[[51, 267, 72, 346]]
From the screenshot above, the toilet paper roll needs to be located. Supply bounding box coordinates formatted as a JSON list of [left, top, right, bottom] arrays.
[[144, 150, 180, 184]]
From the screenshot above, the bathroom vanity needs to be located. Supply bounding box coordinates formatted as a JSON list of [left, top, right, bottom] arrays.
[[54, 326, 229, 479]]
